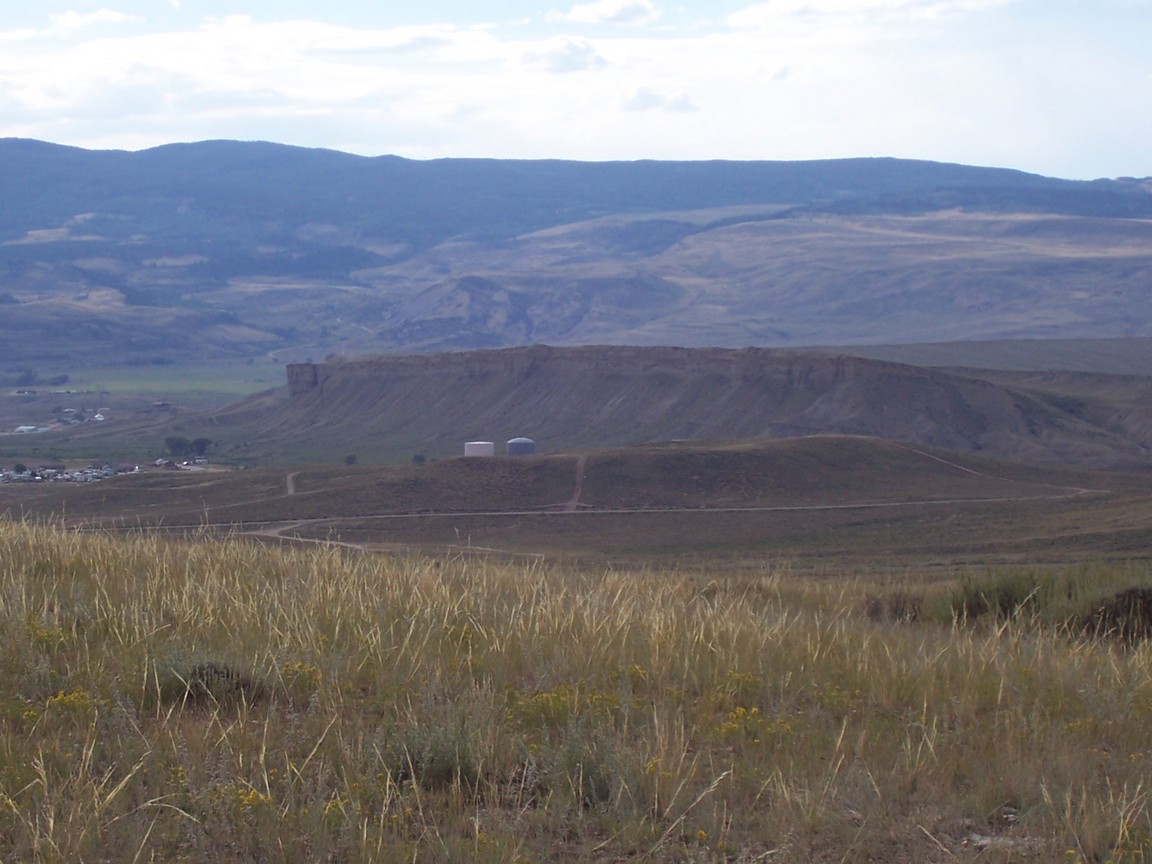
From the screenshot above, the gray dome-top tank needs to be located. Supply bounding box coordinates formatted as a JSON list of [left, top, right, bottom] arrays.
[[505, 437, 536, 456]]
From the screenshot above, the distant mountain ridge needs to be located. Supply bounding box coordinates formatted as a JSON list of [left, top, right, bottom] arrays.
[[2, 139, 1152, 366], [201, 345, 1152, 469], [5, 138, 1145, 247]]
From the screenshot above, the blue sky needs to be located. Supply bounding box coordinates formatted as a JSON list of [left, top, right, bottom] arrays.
[[1, 1, 1149, 179]]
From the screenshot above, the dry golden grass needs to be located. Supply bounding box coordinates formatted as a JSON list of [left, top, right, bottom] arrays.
[[2, 521, 1152, 862]]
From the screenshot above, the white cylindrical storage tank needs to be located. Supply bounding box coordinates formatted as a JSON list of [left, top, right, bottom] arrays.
[[506, 437, 536, 456], [464, 441, 495, 457]]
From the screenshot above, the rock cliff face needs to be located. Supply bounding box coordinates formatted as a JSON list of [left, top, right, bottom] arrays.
[[290, 344, 866, 389], [268, 345, 1151, 468], [286, 363, 320, 396]]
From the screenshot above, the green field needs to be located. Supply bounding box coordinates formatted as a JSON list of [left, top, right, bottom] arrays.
[[63, 360, 286, 399], [0, 360, 286, 466]]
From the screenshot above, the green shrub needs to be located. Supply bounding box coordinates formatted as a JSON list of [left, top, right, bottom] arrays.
[[148, 658, 266, 710], [953, 569, 1043, 622], [862, 590, 923, 623], [1081, 587, 1152, 643]]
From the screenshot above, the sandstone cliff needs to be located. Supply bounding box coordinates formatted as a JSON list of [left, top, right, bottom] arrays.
[[253, 345, 1152, 468]]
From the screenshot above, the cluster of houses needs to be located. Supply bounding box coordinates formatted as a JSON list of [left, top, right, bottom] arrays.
[[0, 463, 139, 484], [153, 458, 209, 469], [0, 457, 211, 484], [7, 413, 107, 436]]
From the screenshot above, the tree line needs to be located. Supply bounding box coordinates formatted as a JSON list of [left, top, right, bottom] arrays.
[[164, 436, 212, 458]]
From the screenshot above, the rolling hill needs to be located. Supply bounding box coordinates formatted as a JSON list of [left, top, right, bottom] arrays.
[[181, 345, 1152, 470], [2, 139, 1152, 368], [7, 433, 1146, 565]]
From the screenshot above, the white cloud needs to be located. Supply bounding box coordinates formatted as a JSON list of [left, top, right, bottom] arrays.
[[50, 9, 139, 31], [623, 86, 697, 112], [0, 28, 38, 43], [0, 2, 1147, 178], [554, 0, 662, 26], [532, 37, 607, 73], [728, 0, 1017, 27]]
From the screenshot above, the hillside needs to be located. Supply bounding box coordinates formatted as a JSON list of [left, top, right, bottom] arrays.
[[8, 434, 1147, 565], [187, 345, 1152, 469], [3, 139, 1152, 368], [0, 435, 1070, 527]]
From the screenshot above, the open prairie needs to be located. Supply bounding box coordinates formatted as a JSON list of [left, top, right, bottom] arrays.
[[4, 511, 1152, 862], [4, 436, 1149, 568]]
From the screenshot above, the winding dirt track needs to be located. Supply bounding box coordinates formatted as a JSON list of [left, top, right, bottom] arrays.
[[61, 447, 1109, 559], [160, 448, 1107, 555], [564, 454, 588, 511]]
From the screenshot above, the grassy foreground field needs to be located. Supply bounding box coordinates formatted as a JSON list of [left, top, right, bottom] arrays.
[[3, 521, 1152, 862]]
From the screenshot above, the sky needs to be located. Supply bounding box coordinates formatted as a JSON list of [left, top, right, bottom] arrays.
[[1, 1, 1149, 179]]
